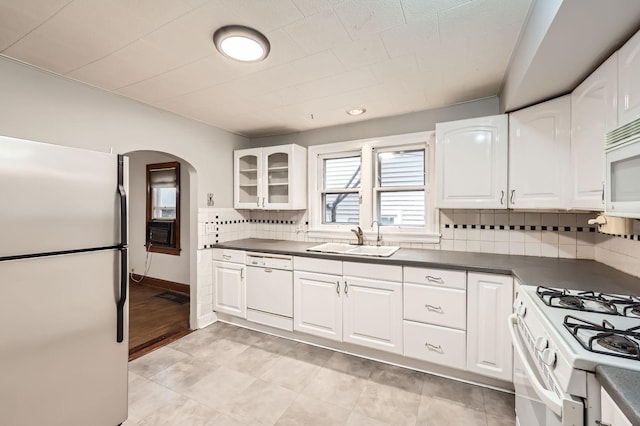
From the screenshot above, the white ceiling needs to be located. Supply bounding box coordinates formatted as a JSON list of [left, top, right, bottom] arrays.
[[0, 0, 532, 137]]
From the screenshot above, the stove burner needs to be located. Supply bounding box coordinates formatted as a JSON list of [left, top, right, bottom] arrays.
[[596, 334, 640, 356], [563, 315, 640, 361], [559, 295, 583, 309], [623, 304, 640, 318]]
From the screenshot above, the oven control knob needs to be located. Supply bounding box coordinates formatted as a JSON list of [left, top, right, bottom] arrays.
[[541, 348, 557, 367], [535, 337, 548, 352], [516, 304, 527, 317]]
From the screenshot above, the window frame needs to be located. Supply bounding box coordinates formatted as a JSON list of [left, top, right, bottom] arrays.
[[146, 161, 181, 255], [308, 131, 438, 243]]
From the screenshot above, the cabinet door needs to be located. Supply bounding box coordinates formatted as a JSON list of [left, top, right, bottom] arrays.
[[436, 114, 508, 209], [342, 276, 403, 354], [509, 96, 571, 209], [571, 54, 617, 210], [212, 261, 246, 318], [466, 272, 513, 381], [234, 148, 262, 209], [601, 387, 633, 426], [262, 145, 291, 209], [293, 271, 342, 341], [619, 29, 640, 127]]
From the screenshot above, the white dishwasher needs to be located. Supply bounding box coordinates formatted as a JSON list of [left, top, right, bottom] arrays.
[[246, 253, 293, 331]]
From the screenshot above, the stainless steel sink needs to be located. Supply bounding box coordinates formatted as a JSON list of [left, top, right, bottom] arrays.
[[306, 243, 400, 257]]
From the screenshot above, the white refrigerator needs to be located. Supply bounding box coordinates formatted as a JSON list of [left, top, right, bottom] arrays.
[[0, 136, 129, 426]]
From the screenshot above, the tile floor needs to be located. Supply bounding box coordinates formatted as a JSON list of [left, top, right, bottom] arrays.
[[124, 322, 515, 426]]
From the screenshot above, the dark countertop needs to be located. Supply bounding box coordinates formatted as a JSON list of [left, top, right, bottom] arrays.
[[596, 366, 640, 425], [214, 238, 640, 296], [213, 238, 640, 419]]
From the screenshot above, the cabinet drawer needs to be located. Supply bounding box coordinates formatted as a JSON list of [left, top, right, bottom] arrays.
[[403, 321, 466, 369], [404, 284, 466, 329], [343, 261, 402, 282], [403, 267, 466, 290], [212, 249, 245, 263], [294, 256, 342, 275]]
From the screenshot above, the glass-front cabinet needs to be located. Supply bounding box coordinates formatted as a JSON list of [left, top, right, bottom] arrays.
[[234, 144, 307, 210]]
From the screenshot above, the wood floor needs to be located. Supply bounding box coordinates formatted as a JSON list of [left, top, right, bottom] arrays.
[[128, 281, 191, 361]]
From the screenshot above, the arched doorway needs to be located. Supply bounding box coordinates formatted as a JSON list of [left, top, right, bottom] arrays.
[[125, 150, 198, 360]]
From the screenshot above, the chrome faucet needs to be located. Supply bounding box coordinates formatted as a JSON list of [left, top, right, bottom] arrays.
[[351, 226, 364, 245], [371, 220, 382, 246]]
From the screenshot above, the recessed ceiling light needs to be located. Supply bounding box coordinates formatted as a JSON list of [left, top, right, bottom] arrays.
[[213, 25, 270, 63], [346, 107, 366, 116]]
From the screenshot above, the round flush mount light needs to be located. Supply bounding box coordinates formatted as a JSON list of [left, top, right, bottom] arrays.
[[346, 107, 366, 116], [213, 25, 270, 62]]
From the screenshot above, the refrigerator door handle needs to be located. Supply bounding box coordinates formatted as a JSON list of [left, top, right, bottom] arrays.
[[116, 155, 128, 344]]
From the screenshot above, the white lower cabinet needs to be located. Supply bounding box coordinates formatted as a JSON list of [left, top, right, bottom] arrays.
[[600, 387, 633, 426], [466, 272, 513, 381], [342, 275, 403, 354], [293, 270, 343, 341], [293, 258, 403, 355], [212, 249, 246, 318], [402, 266, 467, 369], [403, 321, 466, 369]]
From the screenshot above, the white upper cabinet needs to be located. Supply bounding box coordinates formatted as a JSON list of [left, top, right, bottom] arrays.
[[436, 115, 508, 209], [509, 96, 571, 209], [234, 144, 307, 210], [618, 29, 640, 127], [571, 54, 618, 210]]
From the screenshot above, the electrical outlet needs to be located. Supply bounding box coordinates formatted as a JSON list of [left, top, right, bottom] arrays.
[[207, 193, 214, 207]]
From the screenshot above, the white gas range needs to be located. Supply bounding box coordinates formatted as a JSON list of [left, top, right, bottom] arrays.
[[510, 284, 640, 426]]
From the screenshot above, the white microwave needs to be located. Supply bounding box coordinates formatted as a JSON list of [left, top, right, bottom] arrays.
[[605, 117, 640, 217]]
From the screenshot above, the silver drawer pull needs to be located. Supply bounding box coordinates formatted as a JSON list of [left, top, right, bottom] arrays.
[[336, 280, 340, 295], [426, 275, 444, 284], [222, 255, 231, 260], [264, 268, 272, 273], [595, 421, 611, 426], [425, 304, 443, 313], [425, 342, 443, 353]]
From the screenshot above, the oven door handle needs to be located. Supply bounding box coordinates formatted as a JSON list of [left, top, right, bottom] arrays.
[[508, 314, 563, 416]]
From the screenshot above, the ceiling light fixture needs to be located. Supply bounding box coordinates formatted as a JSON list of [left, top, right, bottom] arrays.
[[346, 107, 366, 116], [213, 25, 270, 63]]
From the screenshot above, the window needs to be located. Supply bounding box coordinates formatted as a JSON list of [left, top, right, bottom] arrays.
[[375, 148, 425, 226], [146, 162, 180, 255], [309, 132, 437, 243]]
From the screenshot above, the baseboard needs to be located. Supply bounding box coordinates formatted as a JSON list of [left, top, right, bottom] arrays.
[[130, 274, 189, 295]]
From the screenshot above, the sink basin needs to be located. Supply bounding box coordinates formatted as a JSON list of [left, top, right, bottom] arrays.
[[306, 242, 356, 254], [307, 243, 400, 257], [346, 245, 400, 257]]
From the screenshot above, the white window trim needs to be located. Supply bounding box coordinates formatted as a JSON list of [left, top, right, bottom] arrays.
[[308, 131, 439, 244]]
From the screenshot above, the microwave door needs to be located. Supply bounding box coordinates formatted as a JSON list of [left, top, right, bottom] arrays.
[[606, 137, 640, 217]]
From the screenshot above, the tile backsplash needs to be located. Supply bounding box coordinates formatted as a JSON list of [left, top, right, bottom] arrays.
[[198, 207, 640, 278]]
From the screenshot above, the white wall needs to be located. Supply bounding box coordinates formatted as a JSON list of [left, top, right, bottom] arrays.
[[251, 97, 499, 147], [0, 56, 250, 208], [0, 55, 251, 328], [128, 151, 191, 285]]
